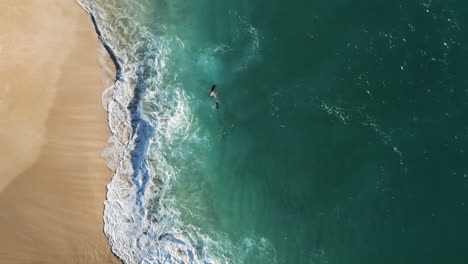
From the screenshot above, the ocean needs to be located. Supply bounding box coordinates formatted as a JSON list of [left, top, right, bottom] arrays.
[[78, 0, 468, 263]]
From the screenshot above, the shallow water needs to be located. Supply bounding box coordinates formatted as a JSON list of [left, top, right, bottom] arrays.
[[79, 0, 468, 263]]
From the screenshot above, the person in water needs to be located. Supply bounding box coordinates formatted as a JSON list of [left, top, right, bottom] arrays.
[[209, 84, 220, 109]]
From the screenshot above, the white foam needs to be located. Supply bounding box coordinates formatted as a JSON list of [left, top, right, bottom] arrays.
[[317, 100, 408, 175]]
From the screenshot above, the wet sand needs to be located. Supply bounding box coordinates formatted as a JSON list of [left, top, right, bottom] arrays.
[[0, 0, 120, 263]]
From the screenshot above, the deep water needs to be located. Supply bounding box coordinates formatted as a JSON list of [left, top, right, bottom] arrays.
[[86, 0, 468, 263]]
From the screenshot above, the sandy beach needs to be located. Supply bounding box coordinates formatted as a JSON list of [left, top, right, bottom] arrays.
[[0, 0, 120, 263]]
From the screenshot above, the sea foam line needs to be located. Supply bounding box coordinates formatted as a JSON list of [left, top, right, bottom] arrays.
[[76, 1, 153, 263], [75, 1, 208, 262]]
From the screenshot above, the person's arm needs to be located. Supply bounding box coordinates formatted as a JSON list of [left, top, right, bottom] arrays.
[[209, 84, 216, 96]]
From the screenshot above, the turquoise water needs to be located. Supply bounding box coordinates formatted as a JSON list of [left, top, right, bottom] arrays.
[[84, 0, 468, 263]]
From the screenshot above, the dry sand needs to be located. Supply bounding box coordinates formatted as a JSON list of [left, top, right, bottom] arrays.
[[0, 0, 120, 263]]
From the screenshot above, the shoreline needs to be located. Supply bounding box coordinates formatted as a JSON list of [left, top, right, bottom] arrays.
[[0, 0, 120, 262], [76, 2, 153, 261]]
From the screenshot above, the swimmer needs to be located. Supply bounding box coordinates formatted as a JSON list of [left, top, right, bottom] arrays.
[[209, 84, 220, 109]]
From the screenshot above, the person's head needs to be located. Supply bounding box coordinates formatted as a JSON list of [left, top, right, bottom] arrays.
[[209, 91, 214, 96]]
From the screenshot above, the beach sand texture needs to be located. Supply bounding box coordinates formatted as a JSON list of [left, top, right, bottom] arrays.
[[0, 0, 120, 263]]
